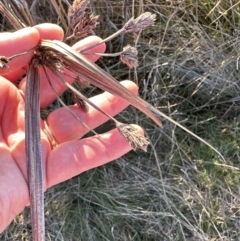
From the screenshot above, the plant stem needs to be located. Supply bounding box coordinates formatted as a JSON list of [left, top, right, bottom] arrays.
[[0, 2, 24, 29], [84, 51, 122, 57], [25, 62, 45, 241], [80, 28, 125, 53]]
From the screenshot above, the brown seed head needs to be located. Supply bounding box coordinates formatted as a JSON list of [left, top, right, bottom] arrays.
[[68, 0, 89, 27], [73, 13, 99, 39], [0, 57, 9, 70], [124, 12, 156, 33], [75, 76, 90, 89], [71, 91, 89, 112], [120, 45, 138, 68], [116, 122, 149, 152], [32, 47, 65, 72]]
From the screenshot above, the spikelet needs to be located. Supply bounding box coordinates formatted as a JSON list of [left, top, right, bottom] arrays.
[[124, 12, 156, 33], [0, 57, 9, 70], [120, 45, 138, 68], [71, 91, 89, 112], [68, 0, 89, 27], [73, 13, 99, 39], [116, 122, 149, 152]]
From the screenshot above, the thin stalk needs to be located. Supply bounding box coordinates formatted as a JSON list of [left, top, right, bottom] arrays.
[[50, 0, 68, 30], [84, 51, 123, 57], [0, 2, 24, 29], [80, 28, 125, 53], [25, 62, 45, 241], [8, 0, 34, 26]]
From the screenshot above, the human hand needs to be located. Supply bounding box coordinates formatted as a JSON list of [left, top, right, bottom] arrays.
[[0, 23, 142, 232]]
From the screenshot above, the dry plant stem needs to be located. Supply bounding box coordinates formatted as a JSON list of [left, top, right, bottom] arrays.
[[50, 0, 68, 30], [8, 0, 34, 26], [88, 52, 122, 57], [0, 2, 24, 29], [39, 40, 225, 161], [89, 45, 138, 69], [29, 0, 38, 12], [25, 62, 45, 241], [80, 28, 124, 53]]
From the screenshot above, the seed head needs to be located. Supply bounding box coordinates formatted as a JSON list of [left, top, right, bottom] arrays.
[[32, 47, 65, 72], [71, 91, 89, 112], [120, 45, 138, 68], [0, 52, 30, 70], [124, 12, 156, 33], [116, 122, 149, 152], [68, 0, 89, 27], [0, 57, 9, 70], [75, 76, 90, 89], [73, 13, 99, 39]]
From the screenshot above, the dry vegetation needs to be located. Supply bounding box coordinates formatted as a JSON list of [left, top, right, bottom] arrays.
[[1, 0, 240, 240]]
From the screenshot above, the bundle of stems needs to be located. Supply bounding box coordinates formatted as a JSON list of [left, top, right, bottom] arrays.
[[0, 0, 225, 240]]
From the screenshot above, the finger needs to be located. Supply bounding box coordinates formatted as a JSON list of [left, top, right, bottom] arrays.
[[46, 81, 138, 143], [1, 24, 64, 82], [0, 27, 40, 81], [0, 76, 24, 137], [71, 36, 106, 63], [19, 36, 106, 109], [34, 23, 64, 41], [47, 125, 144, 188], [2, 68, 28, 83]]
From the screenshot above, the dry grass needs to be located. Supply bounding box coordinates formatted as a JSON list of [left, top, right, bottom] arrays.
[[1, 0, 240, 240]]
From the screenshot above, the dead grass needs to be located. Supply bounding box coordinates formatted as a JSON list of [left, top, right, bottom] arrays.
[[1, 0, 240, 240]]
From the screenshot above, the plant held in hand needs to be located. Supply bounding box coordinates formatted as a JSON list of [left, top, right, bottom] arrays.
[[0, 0, 224, 240]]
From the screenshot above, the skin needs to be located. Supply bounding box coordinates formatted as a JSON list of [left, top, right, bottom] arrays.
[[0, 23, 143, 232]]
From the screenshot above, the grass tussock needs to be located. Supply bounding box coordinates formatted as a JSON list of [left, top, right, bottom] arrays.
[[1, 0, 240, 240]]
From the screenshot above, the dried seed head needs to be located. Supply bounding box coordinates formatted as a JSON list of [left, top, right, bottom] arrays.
[[0, 52, 30, 70], [68, 0, 89, 27], [33, 47, 65, 72], [73, 13, 99, 39], [116, 122, 149, 152], [75, 76, 90, 88], [71, 91, 89, 112], [124, 12, 156, 33], [120, 45, 138, 68], [0, 57, 9, 70]]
